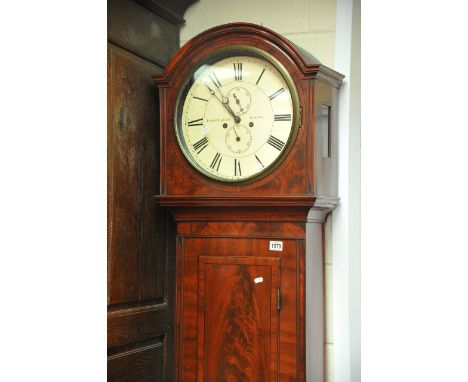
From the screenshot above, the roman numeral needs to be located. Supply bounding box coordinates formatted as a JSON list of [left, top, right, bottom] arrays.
[[193, 137, 208, 153], [234, 158, 241, 176], [274, 114, 291, 122], [210, 152, 222, 171], [267, 135, 286, 151], [193, 96, 208, 102], [233, 62, 242, 81], [255, 154, 265, 168], [269, 88, 285, 100], [256, 68, 265, 85], [187, 118, 203, 127], [209, 72, 222, 89]]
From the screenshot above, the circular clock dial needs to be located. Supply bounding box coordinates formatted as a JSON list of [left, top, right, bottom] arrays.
[[175, 51, 299, 182]]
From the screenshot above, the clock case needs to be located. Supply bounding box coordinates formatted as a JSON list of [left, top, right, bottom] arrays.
[[154, 23, 343, 382]]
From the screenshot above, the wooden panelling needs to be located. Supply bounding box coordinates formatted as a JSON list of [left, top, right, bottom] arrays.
[[198, 256, 280, 382], [313, 80, 338, 196], [108, 43, 165, 305], [137, 0, 188, 24], [108, 43, 141, 304], [166, 205, 317, 223], [108, 0, 179, 66], [108, 305, 169, 348], [108, 1, 194, 380], [186, 237, 298, 258], [176, 236, 302, 381], [108, 342, 163, 381], [187, 221, 305, 238]]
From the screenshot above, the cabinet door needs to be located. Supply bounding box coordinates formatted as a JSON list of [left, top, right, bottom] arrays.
[[107, 40, 174, 381], [197, 256, 280, 382]]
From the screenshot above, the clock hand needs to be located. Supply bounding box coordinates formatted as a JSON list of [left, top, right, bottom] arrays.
[[205, 83, 241, 124], [233, 93, 243, 112], [213, 81, 228, 103], [204, 83, 241, 139], [230, 123, 240, 139], [223, 100, 240, 123], [220, 98, 241, 138]]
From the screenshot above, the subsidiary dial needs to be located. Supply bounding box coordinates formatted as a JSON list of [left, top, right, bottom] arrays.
[[225, 125, 253, 154], [227, 86, 251, 116]]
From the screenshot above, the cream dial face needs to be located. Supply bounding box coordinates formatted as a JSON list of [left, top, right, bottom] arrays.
[[176, 53, 297, 182]]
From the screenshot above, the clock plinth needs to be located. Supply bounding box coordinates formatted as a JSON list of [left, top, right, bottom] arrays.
[[154, 22, 343, 382]]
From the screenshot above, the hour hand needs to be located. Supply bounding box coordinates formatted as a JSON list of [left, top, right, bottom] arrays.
[[224, 102, 241, 124]]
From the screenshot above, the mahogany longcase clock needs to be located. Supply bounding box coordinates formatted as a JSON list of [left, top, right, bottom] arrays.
[[154, 23, 343, 382]]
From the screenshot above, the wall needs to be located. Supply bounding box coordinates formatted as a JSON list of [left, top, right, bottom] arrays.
[[332, 0, 361, 381], [181, 0, 337, 68]]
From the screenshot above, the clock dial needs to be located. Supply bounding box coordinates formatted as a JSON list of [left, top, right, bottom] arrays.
[[175, 51, 299, 182]]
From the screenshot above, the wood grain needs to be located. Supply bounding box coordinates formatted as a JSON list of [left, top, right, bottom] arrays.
[[108, 342, 163, 381], [107, 1, 194, 380], [175, 237, 299, 381], [154, 22, 343, 199], [108, 43, 142, 304], [108, 0, 180, 66], [108, 305, 169, 348], [186, 221, 305, 238], [108, 43, 167, 305], [198, 256, 279, 382]]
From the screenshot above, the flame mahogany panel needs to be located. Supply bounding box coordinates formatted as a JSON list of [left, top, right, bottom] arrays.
[[178, 237, 301, 382], [198, 256, 280, 382]]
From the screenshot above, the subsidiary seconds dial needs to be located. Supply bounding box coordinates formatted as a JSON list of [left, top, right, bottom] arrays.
[[175, 50, 299, 182]]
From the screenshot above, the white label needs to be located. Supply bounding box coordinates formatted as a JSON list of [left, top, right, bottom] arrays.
[[269, 241, 283, 251], [254, 277, 264, 284]]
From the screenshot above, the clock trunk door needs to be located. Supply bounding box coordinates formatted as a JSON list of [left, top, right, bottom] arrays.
[[198, 256, 280, 382]]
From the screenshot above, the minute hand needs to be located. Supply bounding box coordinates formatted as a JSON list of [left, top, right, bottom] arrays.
[[205, 84, 241, 124], [223, 101, 241, 123]]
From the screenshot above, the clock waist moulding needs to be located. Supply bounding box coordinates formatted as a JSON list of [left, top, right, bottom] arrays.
[[154, 22, 344, 382]]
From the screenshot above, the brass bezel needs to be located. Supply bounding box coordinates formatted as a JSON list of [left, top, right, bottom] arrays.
[[174, 45, 301, 184]]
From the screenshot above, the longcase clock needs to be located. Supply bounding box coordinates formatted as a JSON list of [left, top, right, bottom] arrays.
[[154, 22, 344, 382]]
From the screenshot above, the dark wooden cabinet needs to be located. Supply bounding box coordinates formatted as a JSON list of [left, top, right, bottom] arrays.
[[107, 1, 194, 380], [154, 23, 344, 381]]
